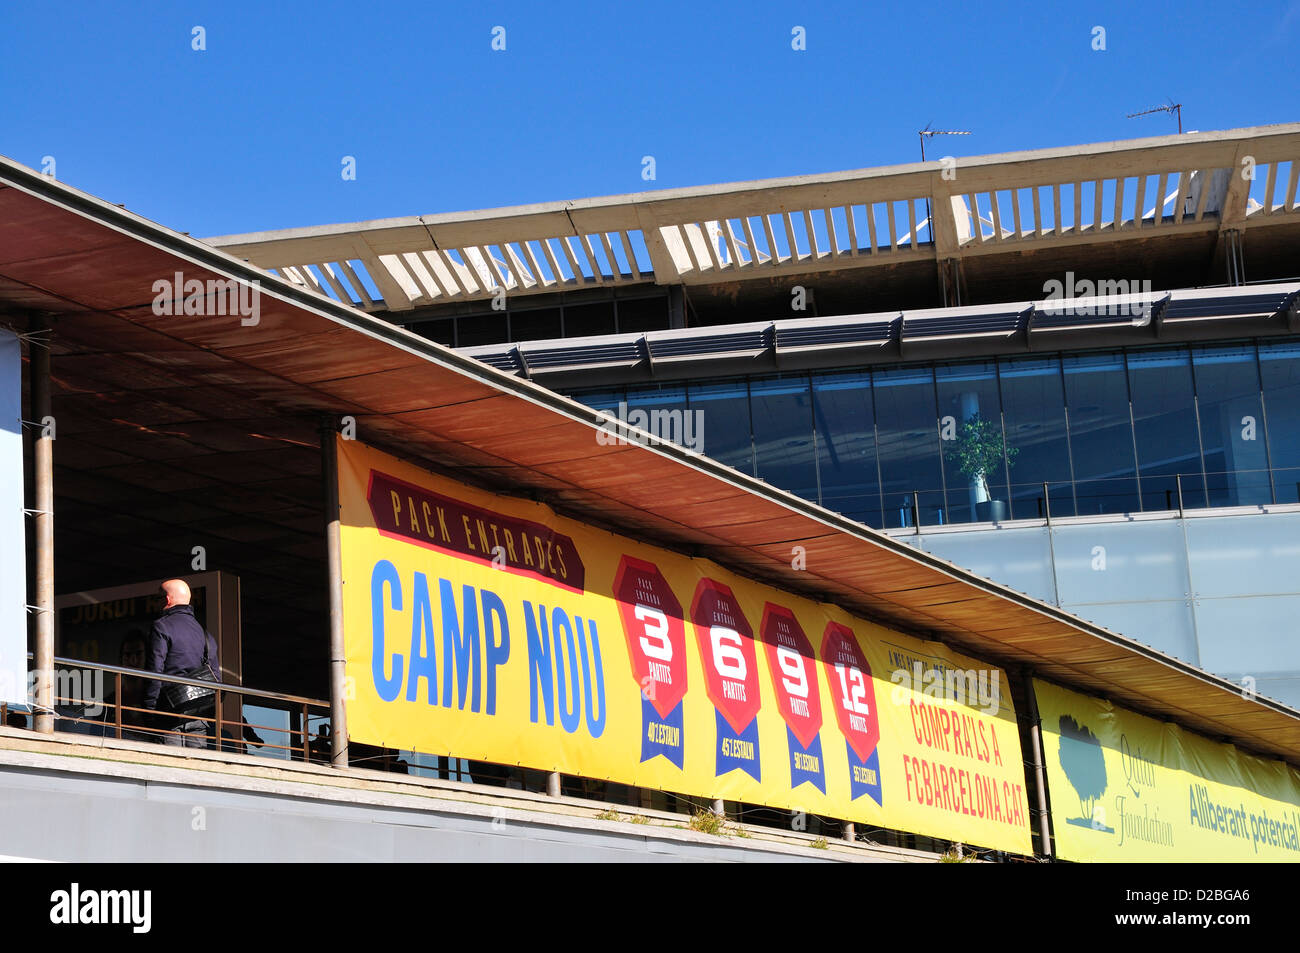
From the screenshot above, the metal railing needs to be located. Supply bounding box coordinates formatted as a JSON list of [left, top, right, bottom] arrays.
[[2, 653, 331, 762], [846, 467, 1293, 532], [0, 659, 1019, 857]]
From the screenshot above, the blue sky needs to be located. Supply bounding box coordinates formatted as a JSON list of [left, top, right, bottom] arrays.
[[1, 0, 1297, 238]]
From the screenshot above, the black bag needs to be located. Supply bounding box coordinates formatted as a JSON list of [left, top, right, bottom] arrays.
[[162, 631, 219, 716]]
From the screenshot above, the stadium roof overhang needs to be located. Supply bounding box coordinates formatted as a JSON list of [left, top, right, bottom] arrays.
[[205, 124, 1300, 318], [3, 154, 1300, 765]]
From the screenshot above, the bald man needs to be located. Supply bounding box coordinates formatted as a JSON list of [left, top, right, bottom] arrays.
[[143, 579, 221, 748]]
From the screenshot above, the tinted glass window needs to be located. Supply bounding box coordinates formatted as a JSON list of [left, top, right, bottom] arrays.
[[750, 376, 818, 504], [1192, 345, 1270, 507], [812, 372, 881, 527], [575, 389, 625, 414], [616, 296, 670, 334], [873, 366, 943, 527], [1127, 349, 1202, 511], [456, 313, 509, 347], [510, 308, 562, 342], [1259, 340, 1300, 503], [998, 356, 1073, 518], [688, 380, 753, 475], [412, 318, 456, 347], [625, 385, 691, 450], [936, 362, 1006, 523], [564, 302, 617, 338], [1063, 353, 1139, 514]]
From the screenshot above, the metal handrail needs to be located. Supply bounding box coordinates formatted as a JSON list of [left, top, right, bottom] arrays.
[[3, 652, 331, 763], [27, 652, 329, 708]]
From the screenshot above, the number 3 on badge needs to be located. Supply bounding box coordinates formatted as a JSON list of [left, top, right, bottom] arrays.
[[636, 604, 672, 661]]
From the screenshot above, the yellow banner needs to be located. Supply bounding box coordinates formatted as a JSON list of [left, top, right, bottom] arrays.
[[1035, 679, 1300, 862], [339, 437, 1031, 852]]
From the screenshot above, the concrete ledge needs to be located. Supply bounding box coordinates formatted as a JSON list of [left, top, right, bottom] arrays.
[[0, 729, 936, 862]]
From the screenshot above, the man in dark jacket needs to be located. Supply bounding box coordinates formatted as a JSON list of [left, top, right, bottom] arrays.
[[144, 579, 220, 748]]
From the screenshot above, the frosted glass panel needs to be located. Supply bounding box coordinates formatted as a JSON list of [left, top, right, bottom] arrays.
[[1250, 676, 1300, 709], [1051, 521, 1191, 605], [1061, 599, 1199, 663], [1194, 594, 1300, 675], [1184, 513, 1300, 597], [919, 527, 1056, 604]]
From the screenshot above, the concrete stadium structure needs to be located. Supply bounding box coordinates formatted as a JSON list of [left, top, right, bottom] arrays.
[[2, 124, 1299, 862], [213, 124, 1300, 711]]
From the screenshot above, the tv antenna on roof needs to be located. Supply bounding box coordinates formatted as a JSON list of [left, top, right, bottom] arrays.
[[1126, 100, 1182, 134], [918, 123, 972, 162], [917, 125, 972, 245]]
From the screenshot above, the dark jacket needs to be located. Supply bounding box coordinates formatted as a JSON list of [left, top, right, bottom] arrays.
[[142, 605, 220, 710]]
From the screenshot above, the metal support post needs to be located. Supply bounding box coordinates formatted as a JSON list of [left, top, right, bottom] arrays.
[[1022, 669, 1054, 859], [31, 317, 54, 734], [320, 422, 348, 767]]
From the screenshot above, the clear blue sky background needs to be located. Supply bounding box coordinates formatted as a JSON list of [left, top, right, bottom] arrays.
[[2, 0, 1296, 238]]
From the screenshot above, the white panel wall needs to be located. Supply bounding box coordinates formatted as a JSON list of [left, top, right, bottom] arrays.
[[0, 331, 25, 706]]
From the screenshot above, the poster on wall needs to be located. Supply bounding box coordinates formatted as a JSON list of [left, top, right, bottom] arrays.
[[0, 330, 24, 707], [1035, 678, 1300, 862], [339, 436, 1032, 853]]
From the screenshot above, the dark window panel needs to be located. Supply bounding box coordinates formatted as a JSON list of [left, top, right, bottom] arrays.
[[1259, 339, 1300, 503], [411, 318, 455, 347], [509, 308, 562, 342], [625, 385, 693, 450], [1063, 352, 1140, 515], [936, 362, 1006, 523], [1128, 348, 1203, 512], [812, 371, 882, 527], [616, 296, 671, 334], [1193, 345, 1271, 508], [998, 355, 1074, 519], [687, 380, 754, 475], [456, 312, 509, 347], [750, 375, 818, 505], [873, 365, 944, 527], [574, 389, 625, 414], [564, 302, 617, 338]]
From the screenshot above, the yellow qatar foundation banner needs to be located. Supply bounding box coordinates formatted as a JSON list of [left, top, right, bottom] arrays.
[[339, 437, 1032, 853], [1035, 679, 1300, 862]]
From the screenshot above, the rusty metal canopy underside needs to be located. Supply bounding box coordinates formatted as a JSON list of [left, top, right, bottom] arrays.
[[3, 154, 1299, 764]]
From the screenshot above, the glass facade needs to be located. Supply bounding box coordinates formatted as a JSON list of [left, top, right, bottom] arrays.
[[812, 372, 881, 527], [572, 337, 1300, 711], [911, 512, 1300, 708], [574, 339, 1300, 530]]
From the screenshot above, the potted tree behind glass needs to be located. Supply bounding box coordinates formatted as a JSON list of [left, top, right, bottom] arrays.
[[946, 413, 1018, 522]]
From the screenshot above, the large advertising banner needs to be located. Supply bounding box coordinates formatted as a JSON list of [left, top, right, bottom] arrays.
[[1035, 679, 1300, 862], [0, 330, 25, 707], [340, 437, 1032, 852]]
